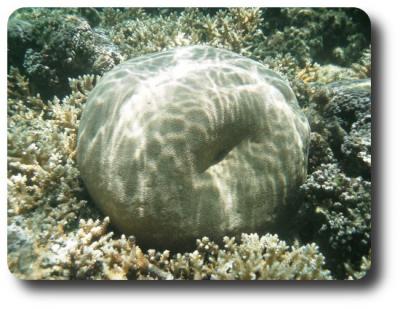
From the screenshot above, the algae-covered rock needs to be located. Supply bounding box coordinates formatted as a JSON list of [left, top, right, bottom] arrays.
[[77, 45, 310, 249]]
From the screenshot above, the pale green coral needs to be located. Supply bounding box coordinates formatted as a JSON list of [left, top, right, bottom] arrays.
[[77, 45, 310, 249]]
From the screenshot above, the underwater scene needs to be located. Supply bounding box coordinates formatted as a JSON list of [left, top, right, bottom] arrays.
[[7, 8, 371, 280]]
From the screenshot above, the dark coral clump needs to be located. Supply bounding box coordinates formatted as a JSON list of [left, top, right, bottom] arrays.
[[317, 80, 371, 179], [298, 79, 371, 279], [298, 163, 371, 279], [8, 8, 122, 99]]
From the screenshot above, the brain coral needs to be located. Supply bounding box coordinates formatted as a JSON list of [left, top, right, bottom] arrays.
[[77, 45, 310, 249]]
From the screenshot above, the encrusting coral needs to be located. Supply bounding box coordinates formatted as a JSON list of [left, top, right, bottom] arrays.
[[7, 8, 371, 280]]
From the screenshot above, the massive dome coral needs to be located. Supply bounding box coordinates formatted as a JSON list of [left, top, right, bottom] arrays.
[[77, 45, 310, 249]]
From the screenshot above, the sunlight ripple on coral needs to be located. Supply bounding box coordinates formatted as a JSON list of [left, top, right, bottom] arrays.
[[77, 45, 310, 249]]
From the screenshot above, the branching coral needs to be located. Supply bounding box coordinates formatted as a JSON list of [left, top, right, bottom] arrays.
[[57, 217, 137, 280], [307, 132, 337, 173], [137, 234, 331, 280], [105, 8, 266, 59], [299, 163, 371, 279], [9, 216, 138, 280], [351, 47, 371, 79], [295, 77, 371, 279], [7, 70, 102, 278], [7, 71, 99, 216], [10, 221, 332, 280]]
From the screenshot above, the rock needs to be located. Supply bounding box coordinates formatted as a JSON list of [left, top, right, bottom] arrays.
[[77, 45, 310, 249]]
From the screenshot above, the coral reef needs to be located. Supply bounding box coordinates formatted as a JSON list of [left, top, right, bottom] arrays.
[[7, 8, 371, 280]]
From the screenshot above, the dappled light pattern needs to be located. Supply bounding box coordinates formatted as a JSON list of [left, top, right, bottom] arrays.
[[77, 45, 310, 249]]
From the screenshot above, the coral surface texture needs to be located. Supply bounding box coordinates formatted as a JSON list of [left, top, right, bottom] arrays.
[[77, 45, 310, 249]]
